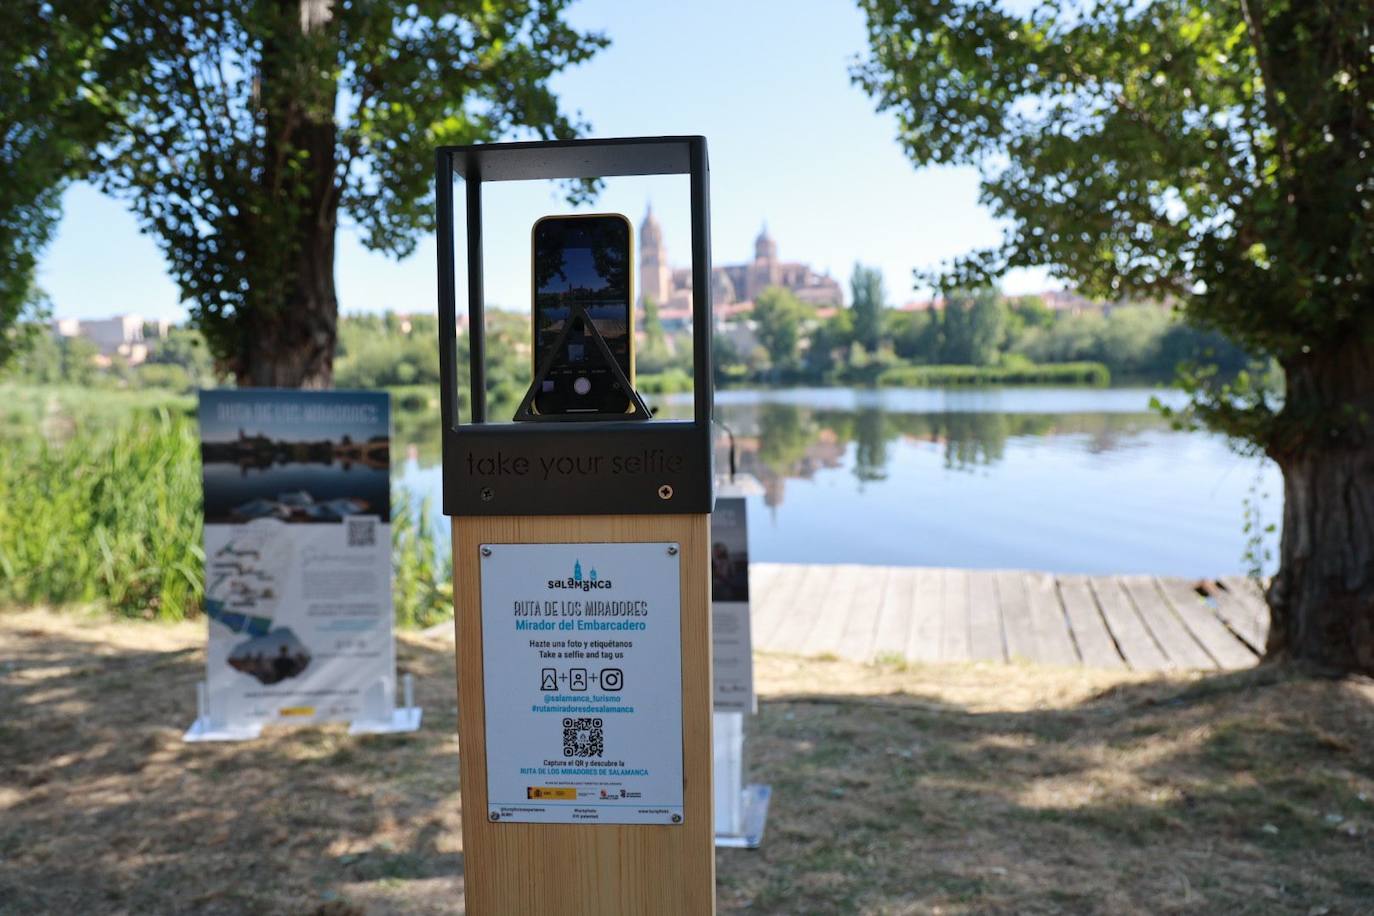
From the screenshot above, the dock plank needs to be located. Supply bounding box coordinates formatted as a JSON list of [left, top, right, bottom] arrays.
[[749, 563, 807, 648], [835, 566, 890, 662], [761, 564, 833, 655], [1090, 577, 1171, 671], [939, 568, 972, 662], [1219, 576, 1271, 650], [967, 571, 1005, 662], [747, 562, 782, 600], [1024, 572, 1079, 667], [904, 568, 944, 663], [1121, 575, 1216, 670], [745, 563, 783, 632], [872, 567, 917, 661], [800, 565, 867, 657], [996, 570, 1038, 663], [1058, 576, 1124, 669], [1155, 577, 1257, 669], [748, 564, 1257, 672]]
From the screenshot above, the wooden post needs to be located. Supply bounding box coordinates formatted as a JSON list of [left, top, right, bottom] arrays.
[[453, 513, 715, 915]]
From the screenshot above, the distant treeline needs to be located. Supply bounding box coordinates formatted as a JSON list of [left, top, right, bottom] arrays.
[[4, 284, 1254, 398], [712, 283, 1254, 388]]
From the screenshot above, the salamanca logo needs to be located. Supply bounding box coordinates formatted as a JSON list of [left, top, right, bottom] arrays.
[[548, 559, 612, 591]]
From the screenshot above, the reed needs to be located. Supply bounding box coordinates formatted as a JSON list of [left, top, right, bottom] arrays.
[[391, 488, 454, 629], [0, 408, 204, 619]]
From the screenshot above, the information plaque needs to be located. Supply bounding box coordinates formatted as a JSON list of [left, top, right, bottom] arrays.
[[710, 496, 755, 713], [479, 541, 684, 825], [196, 389, 396, 731]]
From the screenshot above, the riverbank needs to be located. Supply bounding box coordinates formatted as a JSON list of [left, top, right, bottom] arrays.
[[635, 359, 1114, 395], [0, 393, 451, 626], [2, 607, 1370, 914]]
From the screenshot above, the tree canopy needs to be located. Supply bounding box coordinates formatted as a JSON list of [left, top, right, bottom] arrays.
[[752, 286, 812, 371], [854, 0, 1374, 671], [84, 0, 606, 385], [853, 0, 1372, 452], [850, 262, 887, 352], [0, 3, 121, 368]]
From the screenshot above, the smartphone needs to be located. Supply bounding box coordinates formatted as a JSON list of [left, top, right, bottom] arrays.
[[531, 213, 635, 415]]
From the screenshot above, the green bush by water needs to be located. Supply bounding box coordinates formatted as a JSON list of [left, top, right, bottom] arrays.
[[0, 402, 453, 627]]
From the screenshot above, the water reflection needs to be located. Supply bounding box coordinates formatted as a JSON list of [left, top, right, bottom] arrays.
[[393, 387, 1281, 575], [717, 401, 1169, 506], [388, 389, 1168, 490]]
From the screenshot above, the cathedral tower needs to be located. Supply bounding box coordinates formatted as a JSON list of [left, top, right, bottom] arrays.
[[747, 223, 780, 300], [638, 205, 672, 310]]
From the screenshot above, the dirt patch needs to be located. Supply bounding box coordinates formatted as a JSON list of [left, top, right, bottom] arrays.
[[2, 609, 1372, 914]]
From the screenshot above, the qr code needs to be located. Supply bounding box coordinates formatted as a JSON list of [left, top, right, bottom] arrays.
[[562, 716, 604, 758], [347, 518, 376, 547]]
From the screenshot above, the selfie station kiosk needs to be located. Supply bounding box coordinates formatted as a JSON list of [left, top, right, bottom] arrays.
[[436, 137, 716, 915]]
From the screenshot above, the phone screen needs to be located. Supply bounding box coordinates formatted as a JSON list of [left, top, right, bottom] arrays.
[[532, 215, 633, 415]]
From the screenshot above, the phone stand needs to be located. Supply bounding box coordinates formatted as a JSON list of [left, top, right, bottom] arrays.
[[435, 136, 714, 517], [511, 300, 653, 422], [435, 137, 717, 915]]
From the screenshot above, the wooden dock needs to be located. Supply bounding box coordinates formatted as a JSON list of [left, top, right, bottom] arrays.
[[748, 564, 1269, 672]]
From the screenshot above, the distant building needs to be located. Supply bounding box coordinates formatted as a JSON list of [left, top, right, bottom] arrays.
[[638, 207, 843, 327], [52, 314, 167, 366]]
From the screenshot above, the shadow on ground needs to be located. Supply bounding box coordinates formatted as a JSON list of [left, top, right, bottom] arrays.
[[2, 611, 1372, 915]]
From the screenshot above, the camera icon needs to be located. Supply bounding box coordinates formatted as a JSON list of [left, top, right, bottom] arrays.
[[600, 668, 623, 691]]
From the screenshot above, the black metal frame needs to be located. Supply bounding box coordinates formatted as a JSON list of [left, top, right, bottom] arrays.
[[435, 136, 714, 517]]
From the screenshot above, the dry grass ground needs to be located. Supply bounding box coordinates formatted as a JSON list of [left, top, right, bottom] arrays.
[[2, 608, 1372, 915]]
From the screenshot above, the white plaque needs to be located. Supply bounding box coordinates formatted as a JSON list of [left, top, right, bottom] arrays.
[[479, 542, 684, 825]]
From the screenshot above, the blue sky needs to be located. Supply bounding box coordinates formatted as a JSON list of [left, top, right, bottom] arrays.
[[38, 0, 1051, 322]]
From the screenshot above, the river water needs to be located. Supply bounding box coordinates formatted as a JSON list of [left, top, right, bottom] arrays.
[[398, 387, 1282, 578]]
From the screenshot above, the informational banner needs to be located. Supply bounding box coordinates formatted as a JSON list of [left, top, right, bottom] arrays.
[[479, 542, 684, 825], [198, 389, 394, 729], [711, 496, 755, 713]]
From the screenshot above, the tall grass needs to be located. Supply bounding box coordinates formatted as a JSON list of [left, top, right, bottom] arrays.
[[0, 408, 204, 618], [0, 396, 454, 627], [391, 488, 454, 629]]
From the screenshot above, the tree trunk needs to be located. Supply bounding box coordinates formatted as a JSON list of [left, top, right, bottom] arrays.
[[235, 0, 338, 389], [235, 205, 337, 389], [1265, 338, 1374, 673]]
